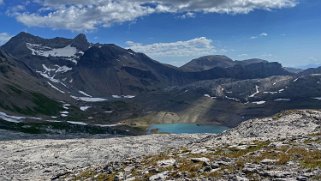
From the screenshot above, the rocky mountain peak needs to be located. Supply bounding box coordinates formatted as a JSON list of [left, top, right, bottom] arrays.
[[71, 33, 90, 51], [3, 32, 40, 46], [14, 32, 37, 39], [180, 55, 235, 72]]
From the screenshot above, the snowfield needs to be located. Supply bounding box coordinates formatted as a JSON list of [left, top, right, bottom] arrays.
[[71, 96, 107, 102], [0, 112, 25, 123], [27, 43, 77, 58], [67, 121, 88, 126], [47, 82, 65, 94], [112, 95, 136, 99], [0, 112, 41, 123], [78, 91, 92, 97], [249, 85, 260, 97], [252, 101, 266, 105], [80, 106, 91, 111], [26, 43, 82, 64], [274, 98, 291, 102]]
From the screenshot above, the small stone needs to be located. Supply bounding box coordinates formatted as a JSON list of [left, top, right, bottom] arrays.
[[124, 166, 134, 172], [221, 157, 232, 162], [242, 163, 261, 173], [125, 177, 136, 181], [191, 148, 208, 154], [235, 175, 249, 181], [230, 145, 249, 150], [149, 171, 169, 181], [215, 160, 231, 166], [297, 175, 308, 181], [203, 166, 212, 172], [191, 157, 210, 165], [269, 142, 288, 148], [210, 168, 221, 173], [260, 159, 277, 164], [157, 159, 176, 168], [103, 165, 113, 174], [211, 163, 220, 169]]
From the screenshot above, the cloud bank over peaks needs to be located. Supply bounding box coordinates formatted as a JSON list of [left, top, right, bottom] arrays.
[[10, 0, 297, 31], [126, 37, 216, 58]]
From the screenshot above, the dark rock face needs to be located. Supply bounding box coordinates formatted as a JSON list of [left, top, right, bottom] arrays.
[[71, 34, 90, 52], [229, 62, 290, 79], [78, 45, 127, 67], [180, 56, 272, 73], [237, 58, 268, 65]]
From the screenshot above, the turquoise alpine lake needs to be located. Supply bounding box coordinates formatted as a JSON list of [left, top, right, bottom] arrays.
[[147, 123, 229, 134]]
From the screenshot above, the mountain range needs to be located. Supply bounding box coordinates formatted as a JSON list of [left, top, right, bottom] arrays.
[[1, 32, 321, 134]]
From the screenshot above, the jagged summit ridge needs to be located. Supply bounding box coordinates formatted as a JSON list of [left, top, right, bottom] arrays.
[[71, 33, 90, 51]]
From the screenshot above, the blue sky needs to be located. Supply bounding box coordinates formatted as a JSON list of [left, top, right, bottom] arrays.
[[0, 0, 320, 68]]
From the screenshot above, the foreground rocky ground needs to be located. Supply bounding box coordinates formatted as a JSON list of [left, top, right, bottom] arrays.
[[1, 109, 321, 180]]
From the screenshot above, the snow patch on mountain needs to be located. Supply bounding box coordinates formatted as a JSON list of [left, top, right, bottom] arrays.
[[55, 65, 72, 73], [0, 112, 41, 123], [63, 104, 70, 110], [0, 112, 25, 123], [26, 43, 81, 64], [263, 91, 278, 95], [78, 91, 92, 97], [204, 94, 216, 99], [37, 71, 60, 83], [274, 98, 291, 102], [225, 96, 240, 102], [249, 85, 259, 97], [38, 64, 72, 85], [112, 95, 122, 99], [71, 96, 107, 102], [80, 106, 91, 111], [278, 89, 285, 93], [47, 82, 65, 94], [96, 123, 123, 127], [252, 101, 266, 105], [67, 121, 88, 126], [124, 95, 136, 99], [112, 95, 136, 99]]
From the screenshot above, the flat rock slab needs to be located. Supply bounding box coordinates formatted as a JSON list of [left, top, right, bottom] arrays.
[[0, 134, 205, 180]]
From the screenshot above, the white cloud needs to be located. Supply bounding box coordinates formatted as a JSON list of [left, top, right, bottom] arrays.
[[14, 1, 155, 31], [11, 0, 297, 31], [126, 37, 215, 58], [260, 32, 268, 37], [238, 54, 249, 57], [250, 32, 269, 39], [0, 32, 12, 45], [0, 0, 3, 5], [179, 12, 196, 19], [126, 37, 216, 65]]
